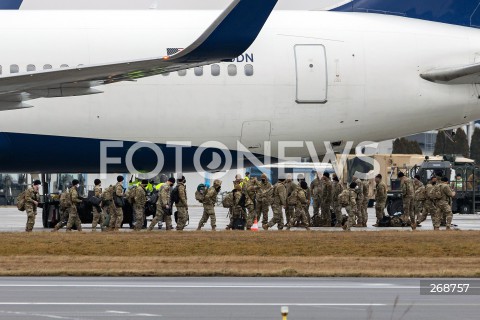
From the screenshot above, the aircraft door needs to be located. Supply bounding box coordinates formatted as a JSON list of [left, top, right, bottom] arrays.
[[240, 121, 271, 152], [294, 44, 328, 104]]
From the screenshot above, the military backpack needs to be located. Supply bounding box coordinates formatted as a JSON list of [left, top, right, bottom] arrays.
[[338, 189, 350, 207], [170, 186, 180, 204], [126, 186, 138, 204], [102, 185, 114, 201], [16, 190, 27, 211], [222, 192, 234, 208], [429, 184, 443, 200], [195, 184, 206, 203], [415, 186, 427, 201]]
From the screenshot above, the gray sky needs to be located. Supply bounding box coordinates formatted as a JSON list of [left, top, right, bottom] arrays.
[[21, 0, 344, 10]]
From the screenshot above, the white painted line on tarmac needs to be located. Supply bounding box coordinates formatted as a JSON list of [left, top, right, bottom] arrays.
[[0, 302, 387, 307], [0, 284, 415, 289]]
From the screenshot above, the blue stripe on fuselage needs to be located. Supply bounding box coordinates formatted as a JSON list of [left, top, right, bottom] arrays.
[[0, 0, 23, 9], [332, 0, 480, 28]]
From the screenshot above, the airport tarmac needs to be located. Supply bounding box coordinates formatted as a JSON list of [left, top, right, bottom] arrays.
[[0, 277, 478, 319], [1, 206, 480, 232]]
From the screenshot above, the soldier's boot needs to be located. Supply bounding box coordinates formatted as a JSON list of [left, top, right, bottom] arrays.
[[66, 229, 72, 232], [305, 227, 311, 231], [434, 227, 440, 231], [77, 227, 83, 232], [362, 222, 367, 227], [212, 226, 216, 231], [262, 224, 269, 231], [446, 226, 452, 231], [411, 222, 417, 231], [225, 225, 231, 230], [373, 220, 380, 227], [196, 223, 202, 231]]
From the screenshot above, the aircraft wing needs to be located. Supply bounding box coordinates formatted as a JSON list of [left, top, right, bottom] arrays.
[[0, 0, 278, 111], [420, 63, 480, 84]]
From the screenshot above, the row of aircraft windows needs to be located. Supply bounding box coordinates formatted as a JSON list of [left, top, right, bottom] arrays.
[[0, 63, 254, 76]]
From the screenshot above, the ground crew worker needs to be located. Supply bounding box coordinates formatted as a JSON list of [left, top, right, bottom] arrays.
[[244, 178, 258, 230], [66, 179, 83, 232], [320, 172, 333, 227], [398, 172, 415, 230], [109, 176, 125, 231], [437, 177, 456, 230], [413, 175, 426, 226], [148, 177, 175, 231], [451, 174, 464, 192], [226, 184, 245, 230], [361, 179, 369, 227], [24, 180, 41, 232], [175, 176, 188, 231], [352, 176, 364, 227], [373, 174, 387, 227], [256, 173, 272, 226], [52, 189, 70, 232], [287, 181, 310, 230], [332, 175, 344, 227], [91, 179, 104, 231], [342, 182, 358, 232], [198, 179, 222, 231], [310, 171, 322, 217], [284, 174, 296, 224], [132, 180, 147, 231], [420, 176, 437, 225], [265, 177, 287, 230]]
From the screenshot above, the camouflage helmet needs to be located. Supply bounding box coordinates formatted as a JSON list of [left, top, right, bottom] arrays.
[[213, 179, 222, 186], [261, 173, 268, 179], [234, 184, 242, 191]]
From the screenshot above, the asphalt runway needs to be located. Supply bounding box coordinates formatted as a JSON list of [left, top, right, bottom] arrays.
[[0, 277, 478, 319], [1, 206, 480, 232]]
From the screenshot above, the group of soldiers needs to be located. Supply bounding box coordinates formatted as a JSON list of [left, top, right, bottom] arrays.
[[20, 170, 457, 232]]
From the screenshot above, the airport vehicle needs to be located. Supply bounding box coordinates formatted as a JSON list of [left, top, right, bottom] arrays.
[[1, 1, 480, 173]]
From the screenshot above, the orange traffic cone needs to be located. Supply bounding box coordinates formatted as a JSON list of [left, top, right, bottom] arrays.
[[251, 218, 259, 231]]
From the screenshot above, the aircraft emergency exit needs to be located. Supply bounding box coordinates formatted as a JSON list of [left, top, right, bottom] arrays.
[[1, 0, 480, 174]]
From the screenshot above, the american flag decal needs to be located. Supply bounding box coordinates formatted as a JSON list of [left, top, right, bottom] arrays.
[[167, 48, 184, 56]]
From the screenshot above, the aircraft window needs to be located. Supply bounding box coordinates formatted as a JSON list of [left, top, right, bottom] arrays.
[[194, 66, 203, 76], [60, 64, 69, 68], [43, 64, 52, 70], [245, 64, 254, 76], [27, 64, 36, 72], [178, 69, 187, 76], [162, 72, 170, 76], [10, 64, 19, 74], [228, 64, 237, 76], [211, 64, 220, 76]]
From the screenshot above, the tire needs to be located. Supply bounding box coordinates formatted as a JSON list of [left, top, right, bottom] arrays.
[[460, 204, 472, 215], [42, 207, 48, 228], [390, 200, 403, 215]]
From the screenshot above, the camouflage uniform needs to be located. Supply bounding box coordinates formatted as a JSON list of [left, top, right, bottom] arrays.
[[91, 185, 104, 231], [435, 183, 455, 229], [227, 188, 245, 230], [53, 191, 69, 231], [66, 187, 83, 232], [267, 181, 286, 230], [310, 177, 322, 216], [244, 180, 257, 230], [343, 188, 357, 231], [361, 180, 369, 226], [401, 178, 415, 227], [284, 180, 296, 225], [133, 185, 146, 231], [320, 178, 333, 227], [421, 183, 436, 224], [287, 186, 310, 230], [198, 182, 220, 230], [332, 181, 344, 227], [352, 178, 364, 226], [304, 185, 312, 225], [413, 180, 426, 224], [148, 183, 172, 231], [109, 182, 125, 231], [255, 179, 273, 226], [374, 181, 387, 224], [175, 182, 188, 231], [24, 187, 39, 232]]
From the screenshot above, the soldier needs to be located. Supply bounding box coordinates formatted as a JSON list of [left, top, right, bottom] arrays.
[[233, 174, 244, 190], [24, 180, 41, 232], [413, 175, 426, 226], [361, 179, 370, 227], [297, 174, 311, 225], [265, 177, 287, 230], [197, 179, 222, 231], [284, 174, 296, 225], [148, 177, 175, 231], [373, 174, 387, 227], [255, 173, 273, 227], [320, 172, 333, 227], [310, 171, 322, 217], [244, 177, 258, 230], [352, 176, 364, 227], [226, 184, 246, 230], [287, 181, 310, 230], [91, 179, 104, 231], [175, 176, 188, 231], [132, 180, 147, 231], [66, 179, 83, 232], [420, 176, 437, 226], [109, 176, 125, 231], [398, 172, 415, 230], [332, 175, 343, 227], [52, 189, 70, 232], [437, 177, 456, 230], [342, 182, 358, 232]]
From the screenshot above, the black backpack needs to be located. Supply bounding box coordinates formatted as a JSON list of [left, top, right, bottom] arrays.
[[171, 186, 180, 204], [147, 191, 159, 205]]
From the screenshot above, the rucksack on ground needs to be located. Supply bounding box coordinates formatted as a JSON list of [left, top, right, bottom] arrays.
[[222, 192, 234, 208], [338, 189, 350, 207], [429, 184, 442, 200], [16, 190, 27, 211]]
